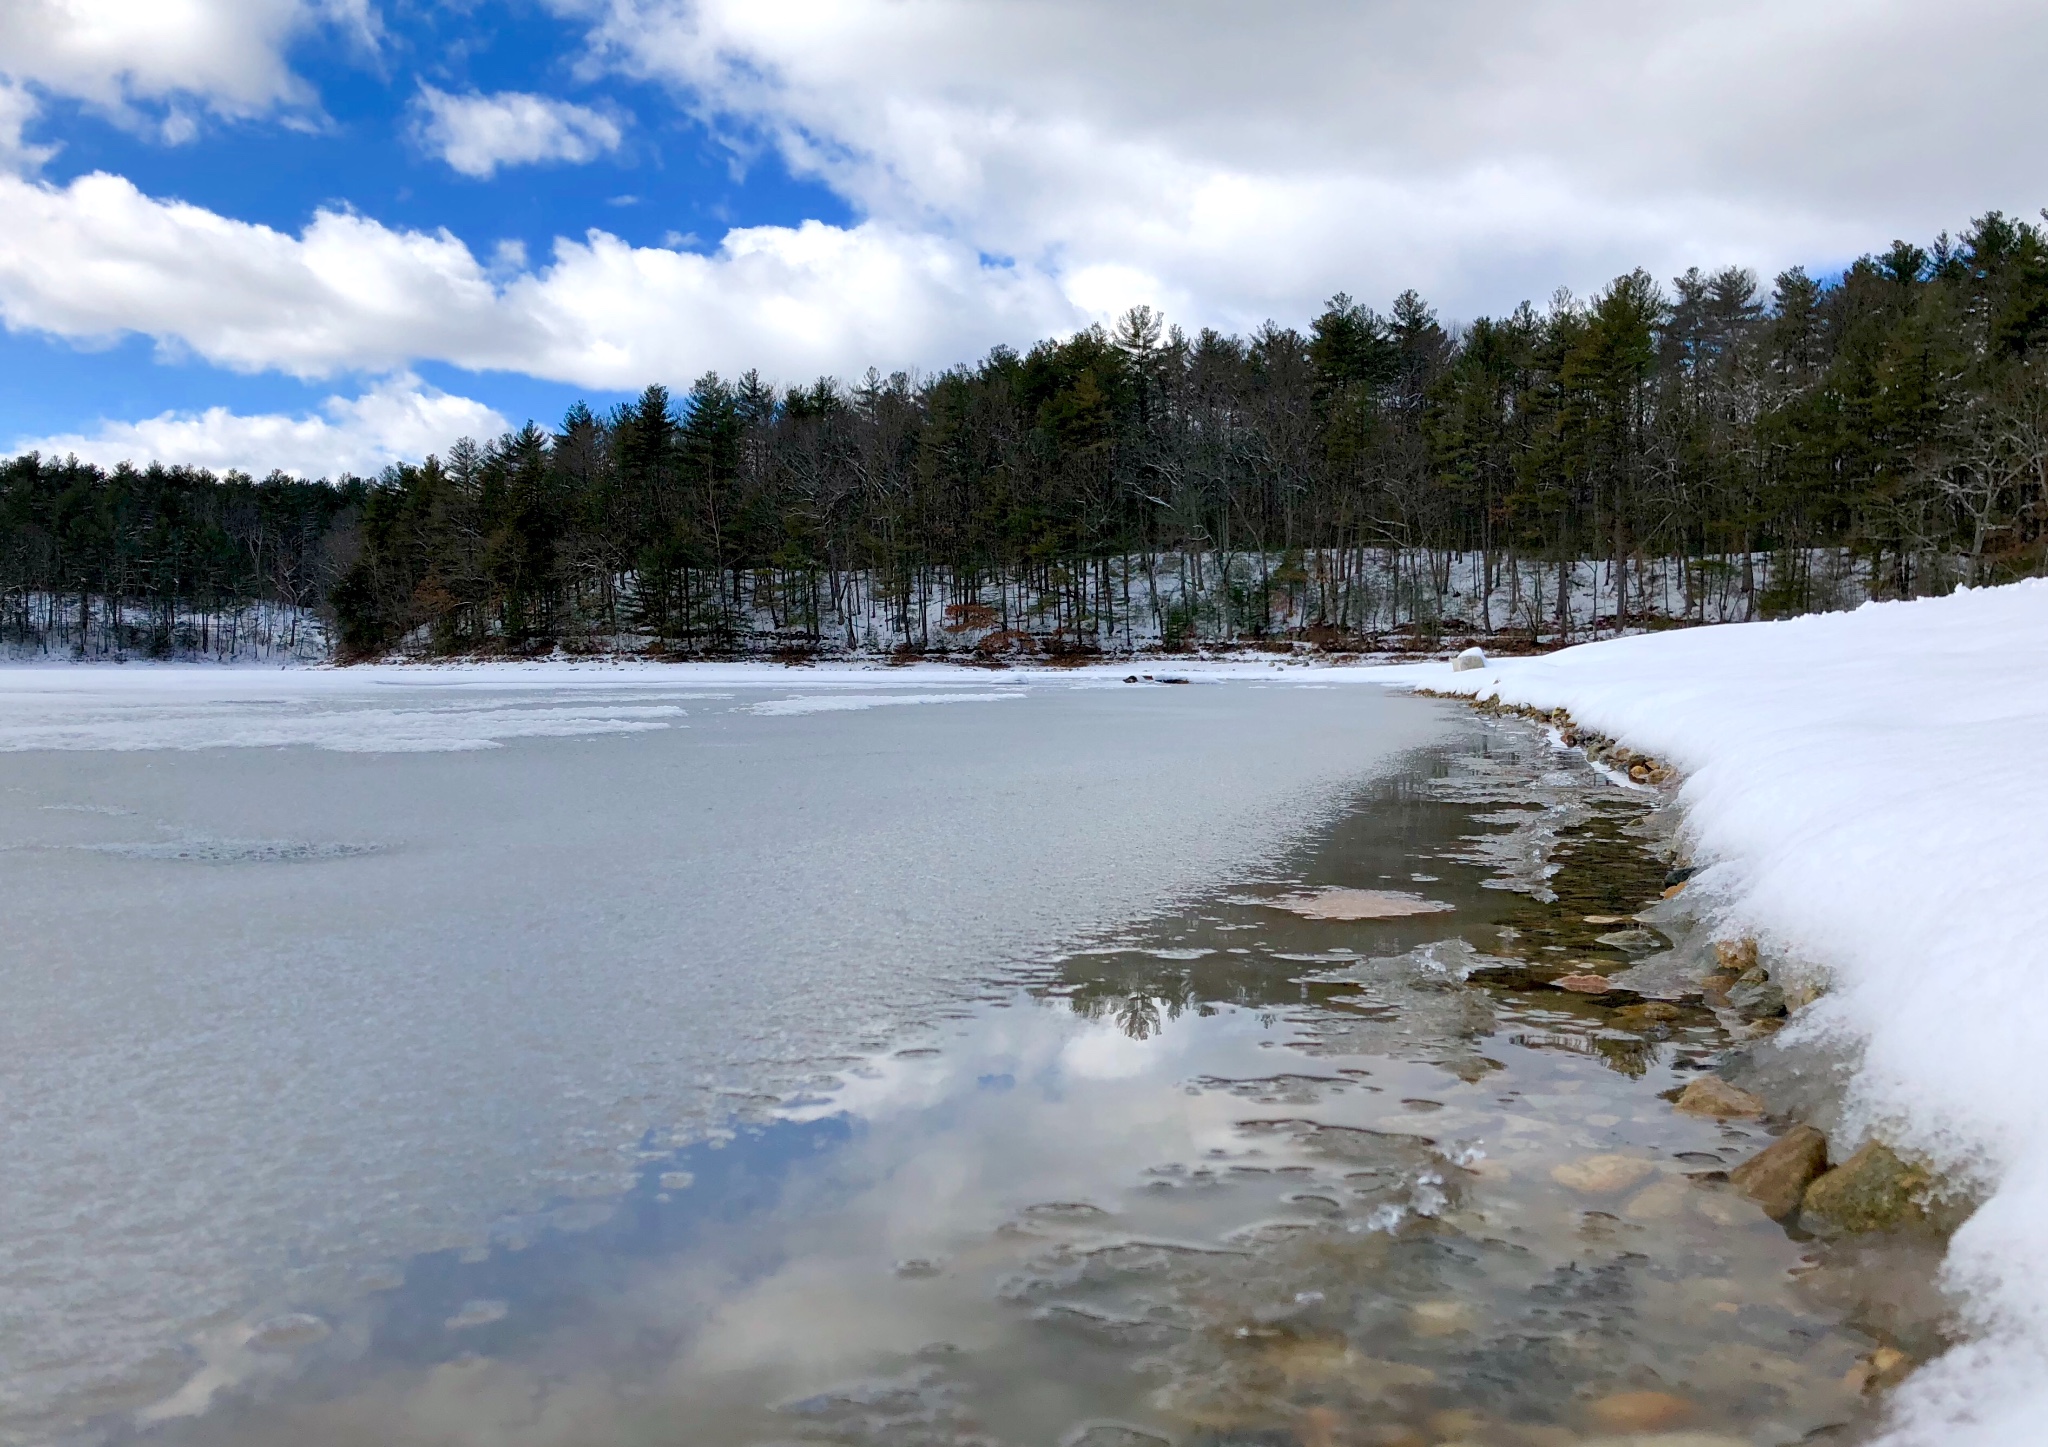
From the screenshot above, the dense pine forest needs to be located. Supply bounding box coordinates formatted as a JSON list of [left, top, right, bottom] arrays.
[[5, 210, 2047, 661]]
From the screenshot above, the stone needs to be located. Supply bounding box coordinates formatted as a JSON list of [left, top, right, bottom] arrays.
[[1727, 1125, 1829, 1219], [1295, 1407, 1349, 1447], [1800, 1142, 1931, 1235], [1261, 1333, 1352, 1385], [1843, 1346, 1912, 1394], [1725, 974, 1786, 1019], [1354, 1427, 1428, 1447], [1616, 1001, 1683, 1025], [1552, 1154, 1659, 1194], [1672, 1077, 1767, 1119], [1555, 972, 1616, 993], [1622, 1178, 1693, 1221], [1451, 647, 1488, 672], [1408, 1299, 1474, 1337], [1426, 1408, 1488, 1439], [1713, 938, 1758, 972], [1783, 980, 1826, 1011], [1502, 1428, 1579, 1447], [246, 1313, 330, 1351], [1586, 1390, 1696, 1431], [1060, 1424, 1172, 1447]]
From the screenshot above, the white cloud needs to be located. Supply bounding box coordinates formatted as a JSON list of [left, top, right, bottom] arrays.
[[0, 0, 369, 124], [414, 86, 623, 178], [0, 170, 1078, 385], [0, 80, 57, 174], [569, 0, 2048, 327], [5, 1, 2047, 393], [12, 374, 510, 478]]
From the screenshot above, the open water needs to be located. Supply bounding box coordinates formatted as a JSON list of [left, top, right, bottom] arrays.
[[0, 671, 1901, 1445]]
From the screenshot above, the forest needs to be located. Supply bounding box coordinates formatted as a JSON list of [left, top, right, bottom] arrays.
[[4, 209, 2046, 660]]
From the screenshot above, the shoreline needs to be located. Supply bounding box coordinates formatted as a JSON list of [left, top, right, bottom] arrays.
[[1408, 581, 2048, 1447]]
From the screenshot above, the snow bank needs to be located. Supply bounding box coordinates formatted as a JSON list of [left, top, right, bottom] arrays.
[[1388, 580, 2048, 1445]]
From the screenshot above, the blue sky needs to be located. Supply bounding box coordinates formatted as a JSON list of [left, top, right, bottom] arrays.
[[0, 0, 861, 465], [1, 0, 2043, 476]]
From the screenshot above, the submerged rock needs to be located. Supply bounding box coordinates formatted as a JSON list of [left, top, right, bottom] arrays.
[[1586, 1389, 1696, 1431], [1554, 972, 1616, 993], [1552, 1154, 1659, 1194], [1728, 1125, 1830, 1219], [246, 1313, 330, 1351], [1800, 1142, 1931, 1235], [1844, 1346, 1913, 1394], [1060, 1421, 1170, 1447], [1673, 1077, 1767, 1119]]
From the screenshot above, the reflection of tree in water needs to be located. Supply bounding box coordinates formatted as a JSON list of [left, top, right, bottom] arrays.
[[1054, 754, 1687, 1071], [1055, 951, 1312, 1038], [1065, 971, 1201, 1041]]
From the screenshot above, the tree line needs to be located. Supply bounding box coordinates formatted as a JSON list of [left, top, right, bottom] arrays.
[[5, 209, 2046, 660]]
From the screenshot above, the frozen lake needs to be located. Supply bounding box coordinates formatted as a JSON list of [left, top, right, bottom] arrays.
[[0, 665, 1455, 1443]]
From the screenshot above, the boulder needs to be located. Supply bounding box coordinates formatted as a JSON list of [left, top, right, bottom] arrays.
[[1800, 1142, 1931, 1235], [1673, 1077, 1767, 1120], [1728, 1125, 1829, 1219], [1451, 647, 1488, 672]]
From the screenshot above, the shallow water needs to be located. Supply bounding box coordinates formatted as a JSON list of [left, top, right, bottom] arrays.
[[44, 712, 1916, 1447], [1, 676, 1894, 1446], [0, 674, 1446, 1443]]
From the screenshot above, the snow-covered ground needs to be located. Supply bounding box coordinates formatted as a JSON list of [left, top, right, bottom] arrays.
[[1392, 579, 2048, 1447]]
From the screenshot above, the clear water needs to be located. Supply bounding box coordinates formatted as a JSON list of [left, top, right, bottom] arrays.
[[2, 674, 1906, 1447], [0, 674, 1455, 1444]]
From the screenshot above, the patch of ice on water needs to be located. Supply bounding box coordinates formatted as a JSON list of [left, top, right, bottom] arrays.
[[72, 838, 380, 863], [0, 701, 687, 752], [748, 691, 1023, 716]]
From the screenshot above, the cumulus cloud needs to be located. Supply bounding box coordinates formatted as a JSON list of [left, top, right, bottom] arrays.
[[414, 86, 624, 178], [0, 170, 1078, 385], [5, 1, 2047, 392], [0, 80, 56, 174], [12, 374, 509, 478], [0, 0, 369, 126], [571, 0, 2048, 327]]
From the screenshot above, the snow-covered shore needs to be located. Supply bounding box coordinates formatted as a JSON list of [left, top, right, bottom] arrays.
[[1391, 579, 2048, 1446]]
